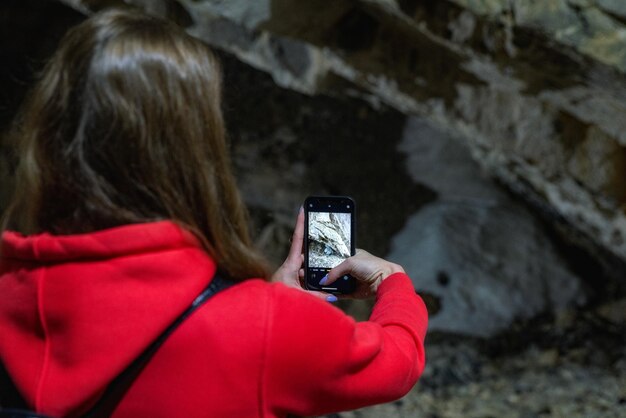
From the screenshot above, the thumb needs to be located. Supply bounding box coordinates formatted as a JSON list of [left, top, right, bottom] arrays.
[[285, 207, 305, 264]]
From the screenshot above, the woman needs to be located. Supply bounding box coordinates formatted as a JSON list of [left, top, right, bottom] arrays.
[[0, 9, 428, 418]]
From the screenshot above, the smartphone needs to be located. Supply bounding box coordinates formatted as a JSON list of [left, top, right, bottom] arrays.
[[304, 195, 357, 295]]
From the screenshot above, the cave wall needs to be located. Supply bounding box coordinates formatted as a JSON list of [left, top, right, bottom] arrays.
[[2, 0, 625, 335], [95, 0, 626, 267], [53, 0, 626, 270]]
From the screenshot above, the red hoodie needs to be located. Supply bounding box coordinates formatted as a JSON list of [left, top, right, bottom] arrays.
[[0, 221, 427, 417]]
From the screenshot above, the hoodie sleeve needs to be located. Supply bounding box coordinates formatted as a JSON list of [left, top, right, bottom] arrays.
[[263, 273, 428, 417]]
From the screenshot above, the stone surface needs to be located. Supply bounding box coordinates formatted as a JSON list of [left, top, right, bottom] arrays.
[[93, 0, 626, 275], [309, 212, 351, 268], [332, 306, 626, 417], [389, 117, 585, 336], [391, 200, 584, 336], [452, 0, 626, 72], [335, 304, 626, 418], [215, 50, 436, 266], [52, 0, 626, 274], [596, 297, 626, 324]]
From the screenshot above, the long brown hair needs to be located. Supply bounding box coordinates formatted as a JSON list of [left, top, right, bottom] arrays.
[[2, 9, 269, 280]]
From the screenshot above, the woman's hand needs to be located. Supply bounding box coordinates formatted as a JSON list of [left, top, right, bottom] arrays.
[[271, 208, 336, 302], [272, 208, 405, 301], [321, 249, 405, 299]]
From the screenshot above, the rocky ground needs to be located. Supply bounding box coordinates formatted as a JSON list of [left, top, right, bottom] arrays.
[[328, 302, 626, 418]]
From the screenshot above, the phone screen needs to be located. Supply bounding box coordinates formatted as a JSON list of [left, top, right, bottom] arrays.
[[304, 196, 356, 294]]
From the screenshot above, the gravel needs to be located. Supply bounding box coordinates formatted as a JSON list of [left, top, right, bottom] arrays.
[[324, 304, 626, 418]]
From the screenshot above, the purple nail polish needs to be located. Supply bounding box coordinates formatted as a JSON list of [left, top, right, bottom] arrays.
[[326, 295, 338, 303], [319, 274, 329, 285]]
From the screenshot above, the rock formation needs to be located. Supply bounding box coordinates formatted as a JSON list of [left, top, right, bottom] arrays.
[[56, 0, 626, 269], [309, 211, 352, 268], [2, 0, 625, 336]]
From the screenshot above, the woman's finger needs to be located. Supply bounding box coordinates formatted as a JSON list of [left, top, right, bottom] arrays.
[[322, 257, 357, 286]]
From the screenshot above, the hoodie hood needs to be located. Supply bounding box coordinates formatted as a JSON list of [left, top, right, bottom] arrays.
[[0, 221, 216, 417]]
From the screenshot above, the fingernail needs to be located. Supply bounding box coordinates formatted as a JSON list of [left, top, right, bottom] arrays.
[[319, 274, 329, 285], [299, 206, 304, 213], [326, 295, 338, 303]]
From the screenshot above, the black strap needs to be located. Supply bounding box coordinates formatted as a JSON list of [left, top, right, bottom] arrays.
[[0, 273, 235, 418], [0, 363, 28, 411], [84, 273, 234, 418]]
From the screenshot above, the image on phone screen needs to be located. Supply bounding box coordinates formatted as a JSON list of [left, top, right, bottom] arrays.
[[304, 196, 356, 295], [308, 212, 351, 269]]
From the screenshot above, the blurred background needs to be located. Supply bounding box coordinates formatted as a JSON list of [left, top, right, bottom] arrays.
[[1, 0, 625, 417]]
